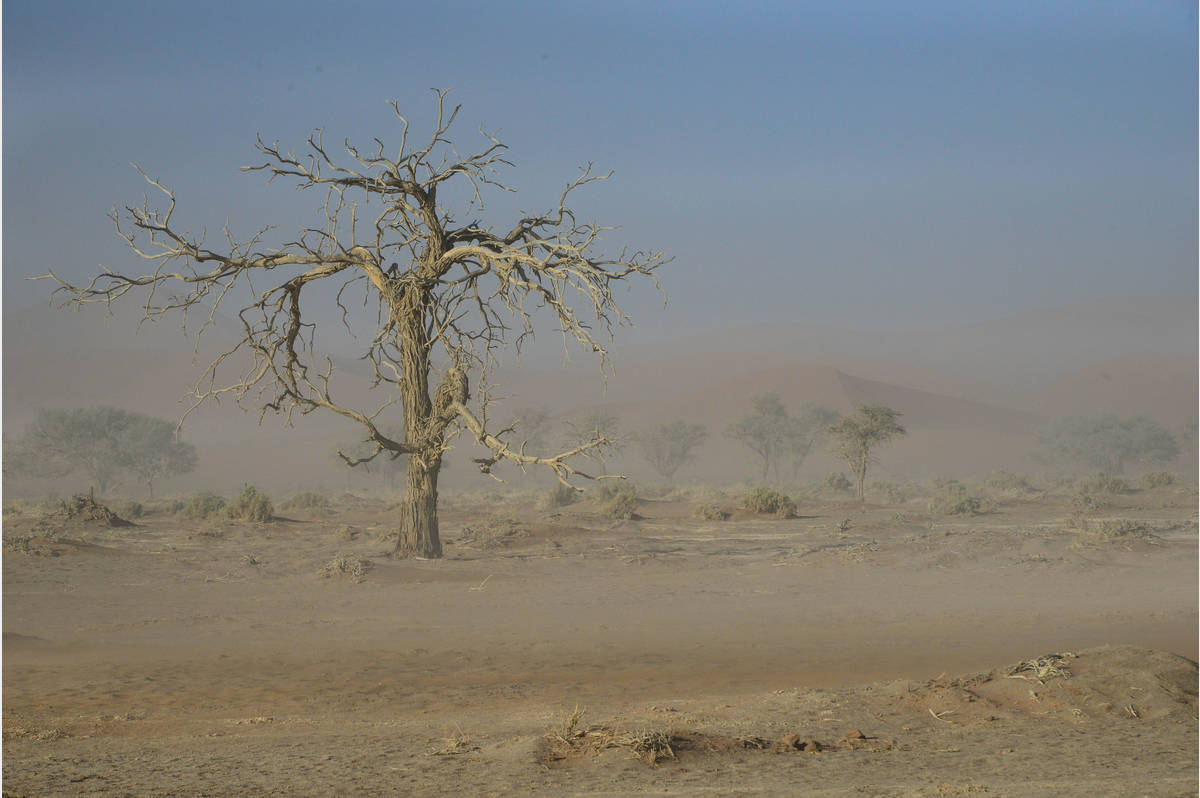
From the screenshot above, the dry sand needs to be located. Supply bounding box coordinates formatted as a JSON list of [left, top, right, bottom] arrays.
[[3, 483, 1197, 796]]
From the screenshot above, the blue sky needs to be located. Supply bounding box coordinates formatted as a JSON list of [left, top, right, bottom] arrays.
[[4, 0, 1196, 334]]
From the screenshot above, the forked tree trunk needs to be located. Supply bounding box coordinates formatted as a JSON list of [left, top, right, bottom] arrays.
[[396, 456, 442, 558]]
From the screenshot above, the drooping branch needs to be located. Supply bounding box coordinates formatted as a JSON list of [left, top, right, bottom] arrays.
[[451, 401, 620, 487]]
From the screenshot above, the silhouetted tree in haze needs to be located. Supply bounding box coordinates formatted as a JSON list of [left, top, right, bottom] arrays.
[[7, 407, 197, 496], [827, 405, 906, 501], [636, 421, 707, 480], [1035, 414, 1178, 475]]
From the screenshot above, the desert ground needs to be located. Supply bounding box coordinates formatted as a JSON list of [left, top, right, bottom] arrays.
[[3, 476, 1197, 797]]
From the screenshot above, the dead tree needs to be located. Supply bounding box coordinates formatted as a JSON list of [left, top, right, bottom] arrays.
[[41, 91, 667, 558]]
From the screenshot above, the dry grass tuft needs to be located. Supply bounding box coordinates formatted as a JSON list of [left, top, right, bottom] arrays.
[[318, 554, 372, 583], [1007, 652, 1075, 683]]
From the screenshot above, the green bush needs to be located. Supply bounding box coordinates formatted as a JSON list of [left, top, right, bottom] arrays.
[[822, 472, 852, 493], [181, 492, 227, 519], [227, 485, 273, 522], [1139, 471, 1176, 489], [282, 491, 331, 512], [742, 487, 797, 519]]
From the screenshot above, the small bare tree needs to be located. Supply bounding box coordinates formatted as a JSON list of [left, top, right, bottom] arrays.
[[42, 92, 667, 558]]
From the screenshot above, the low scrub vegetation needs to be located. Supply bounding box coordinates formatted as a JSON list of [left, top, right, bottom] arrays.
[[693, 503, 729, 521], [1074, 473, 1131, 495], [742, 487, 797, 519], [227, 485, 273, 522], [281, 491, 331, 512], [111, 499, 144, 519], [822, 472, 853, 494], [927, 480, 983, 516], [985, 471, 1036, 496], [179, 492, 227, 520], [541, 482, 578, 510], [1138, 471, 1176, 489]]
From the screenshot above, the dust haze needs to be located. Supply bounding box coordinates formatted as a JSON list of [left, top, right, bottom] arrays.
[[4, 1, 1199, 793], [4, 293, 1197, 795]]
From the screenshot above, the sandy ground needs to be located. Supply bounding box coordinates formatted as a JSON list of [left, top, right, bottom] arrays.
[[3, 483, 1197, 796]]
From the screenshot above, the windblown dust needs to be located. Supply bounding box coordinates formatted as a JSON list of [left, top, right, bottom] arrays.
[[3, 486, 1196, 796]]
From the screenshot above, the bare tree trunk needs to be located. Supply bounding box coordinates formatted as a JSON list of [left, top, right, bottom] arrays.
[[855, 464, 867, 502], [396, 456, 442, 558]]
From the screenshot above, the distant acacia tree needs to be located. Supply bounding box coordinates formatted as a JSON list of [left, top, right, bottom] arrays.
[[562, 411, 624, 472], [786, 403, 841, 480], [42, 92, 666, 558], [122, 413, 200, 496], [511, 407, 553, 454], [7, 406, 197, 496], [727, 393, 799, 483], [636, 421, 708, 480], [827, 405, 906, 501], [1035, 414, 1178, 475]]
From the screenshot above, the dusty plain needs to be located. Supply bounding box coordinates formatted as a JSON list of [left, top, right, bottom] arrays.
[[3, 480, 1197, 797]]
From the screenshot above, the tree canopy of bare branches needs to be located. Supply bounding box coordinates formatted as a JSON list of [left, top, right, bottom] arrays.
[[41, 91, 668, 558]]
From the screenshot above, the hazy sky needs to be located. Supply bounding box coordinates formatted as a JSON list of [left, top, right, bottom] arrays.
[[4, 0, 1196, 335]]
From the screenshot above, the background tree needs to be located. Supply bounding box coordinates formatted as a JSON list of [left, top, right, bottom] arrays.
[[7, 406, 197, 496], [43, 92, 666, 558], [786, 403, 841, 480], [511, 407, 553, 454], [119, 414, 199, 497], [562, 411, 624, 472], [636, 421, 708, 480], [827, 405, 906, 501], [1035, 414, 1178, 475], [726, 393, 799, 483]]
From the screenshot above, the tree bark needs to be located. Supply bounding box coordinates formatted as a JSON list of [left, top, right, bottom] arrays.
[[396, 456, 443, 558]]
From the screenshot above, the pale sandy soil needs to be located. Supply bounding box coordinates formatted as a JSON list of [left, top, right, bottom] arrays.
[[3, 484, 1197, 796]]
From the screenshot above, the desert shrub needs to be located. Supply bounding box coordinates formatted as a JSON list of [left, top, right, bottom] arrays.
[[927, 481, 983, 516], [1139, 471, 1176, 489], [1074, 518, 1159, 546], [318, 554, 371, 582], [282, 491, 331, 512], [333, 524, 360, 542], [1074, 472, 1130, 495], [181, 492, 227, 519], [693, 503, 729, 521], [38, 493, 67, 515], [541, 482, 578, 510], [111, 499, 144, 519], [594, 481, 636, 502], [742, 487, 797, 519], [227, 485, 273, 522], [458, 516, 526, 548], [822, 472, 852, 493], [604, 491, 639, 520], [195, 520, 227, 539], [985, 471, 1036, 495], [1070, 491, 1108, 512], [869, 481, 907, 504]]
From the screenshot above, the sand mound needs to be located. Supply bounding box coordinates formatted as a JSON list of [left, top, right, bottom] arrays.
[[41, 495, 135, 529], [901, 645, 1197, 725]]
